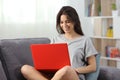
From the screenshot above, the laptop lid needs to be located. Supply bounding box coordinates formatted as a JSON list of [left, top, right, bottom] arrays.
[[30, 43, 71, 72]]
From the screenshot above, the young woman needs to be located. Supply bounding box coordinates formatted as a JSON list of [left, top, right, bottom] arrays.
[[21, 6, 98, 80]]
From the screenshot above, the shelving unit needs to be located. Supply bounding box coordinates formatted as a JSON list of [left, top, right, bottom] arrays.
[[91, 36, 120, 68], [85, 0, 119, 17], [85, 0, 120, 69], [93, 18, 113, 37]]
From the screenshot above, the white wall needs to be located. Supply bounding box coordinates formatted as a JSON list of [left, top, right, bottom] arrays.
[[0, 0, 93, 39], [67, 0, 94, 36]]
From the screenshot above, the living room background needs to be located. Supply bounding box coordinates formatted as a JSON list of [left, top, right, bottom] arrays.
[[0, 0, 93, 39]]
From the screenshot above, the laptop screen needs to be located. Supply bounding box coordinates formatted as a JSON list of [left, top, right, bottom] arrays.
[[31, 43, 71, 71]]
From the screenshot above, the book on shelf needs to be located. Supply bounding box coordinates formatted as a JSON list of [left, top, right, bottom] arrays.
[[107, 60, 117, 67], [87, 0, 95, 17], [87, 3, 92, 16], [106, 46, 120, 58], [100, 59, 108, 66], [117, 61, 120, 69]]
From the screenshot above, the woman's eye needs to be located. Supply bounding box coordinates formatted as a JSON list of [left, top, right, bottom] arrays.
[[66, 20, 71, 23]]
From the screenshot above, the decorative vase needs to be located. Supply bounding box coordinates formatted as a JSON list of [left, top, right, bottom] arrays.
[[112, 10, 118, 16]]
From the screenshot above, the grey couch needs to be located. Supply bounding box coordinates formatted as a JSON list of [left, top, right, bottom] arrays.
[[0, 37, 120, 80]]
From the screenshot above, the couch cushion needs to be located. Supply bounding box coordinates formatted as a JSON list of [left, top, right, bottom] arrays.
[[85, 53, 100, 80], [98, 66, 120, 80], [0, 38, 50, 80]]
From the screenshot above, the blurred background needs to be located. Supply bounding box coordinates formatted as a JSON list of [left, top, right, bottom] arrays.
[[0, 0, 93, 39]]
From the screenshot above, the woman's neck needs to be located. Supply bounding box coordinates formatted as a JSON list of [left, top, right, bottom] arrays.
[[64, 32, 81, 40]]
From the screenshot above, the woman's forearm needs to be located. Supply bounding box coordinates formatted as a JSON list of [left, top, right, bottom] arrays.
[[74, 64, 96, 74]]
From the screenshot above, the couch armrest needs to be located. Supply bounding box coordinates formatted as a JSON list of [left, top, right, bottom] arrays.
[[0, 61, 7, 80], [98, 66, 120, 80], [0, 38, 50, 80]]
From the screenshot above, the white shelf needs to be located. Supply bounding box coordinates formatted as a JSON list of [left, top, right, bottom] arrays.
[[101, 56, 120, 62], [84, 16, 113, 19], [90, 36, 120, 39], [85, 0, 120, 68]]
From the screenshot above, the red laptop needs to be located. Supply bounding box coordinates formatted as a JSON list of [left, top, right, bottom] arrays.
[[30, 43, 71, 72]]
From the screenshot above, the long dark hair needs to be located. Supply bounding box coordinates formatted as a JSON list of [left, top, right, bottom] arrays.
[[56, 6, 84, 35]]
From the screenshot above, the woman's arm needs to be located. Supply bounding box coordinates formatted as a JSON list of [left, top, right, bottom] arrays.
[[74, 55, 96, 74]]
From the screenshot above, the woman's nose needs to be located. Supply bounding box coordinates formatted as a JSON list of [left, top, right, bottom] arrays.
[[63, 22, 67, 27]]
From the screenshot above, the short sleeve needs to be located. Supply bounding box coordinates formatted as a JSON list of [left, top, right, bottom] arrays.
[[49, 35, 66, 44], [49, 36, 56, 44], [84, 37, 98, 60]]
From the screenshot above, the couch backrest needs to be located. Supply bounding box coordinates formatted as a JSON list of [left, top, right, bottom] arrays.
[[0, 38, 50, 80]]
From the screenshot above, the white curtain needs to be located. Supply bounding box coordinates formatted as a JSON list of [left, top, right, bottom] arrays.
[[2, 0, 36, 23], [0, 0, 89, 38], [1, 0, 66, 23], [0, 0, 68, 38]]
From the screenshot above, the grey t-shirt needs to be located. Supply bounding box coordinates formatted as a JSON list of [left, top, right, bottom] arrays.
[[50, 35, 98, 80]]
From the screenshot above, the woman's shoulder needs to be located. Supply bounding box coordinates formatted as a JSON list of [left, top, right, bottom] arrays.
[[49, 34, 64, 43], [50, 34, 63, 39]]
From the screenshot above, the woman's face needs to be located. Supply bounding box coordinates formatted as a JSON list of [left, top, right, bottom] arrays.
[[60, 14, 75, 34]]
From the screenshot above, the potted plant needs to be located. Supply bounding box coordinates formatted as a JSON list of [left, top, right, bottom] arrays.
[[111, 3, 118, 16], [112, 3, 116, 10]]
